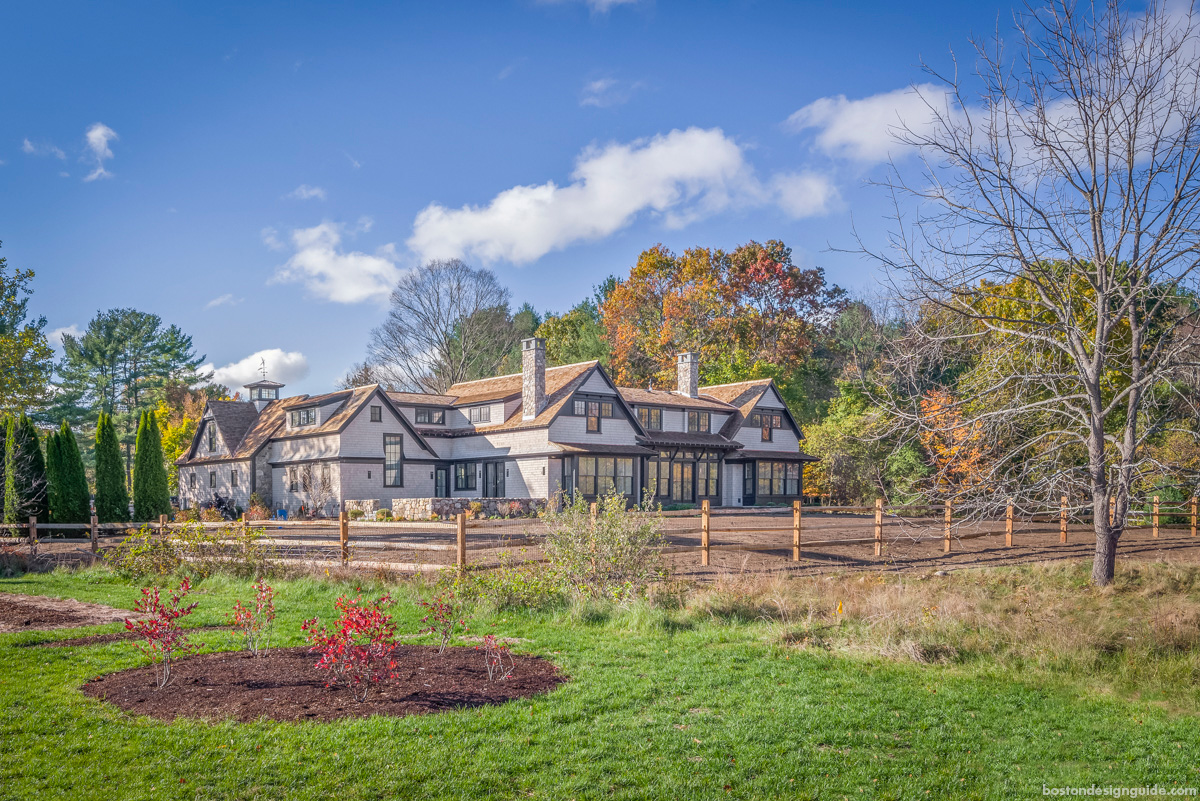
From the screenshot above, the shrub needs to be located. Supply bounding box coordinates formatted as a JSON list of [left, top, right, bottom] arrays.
[[124, 578, 199, 689], [104, 527, 181, 578], [375, 509, 393, 521], [477, 634, 514, 681], [301, 593, 399, 701], [132, 410, 171, 522], [228, 580, 276, 656], [348, 509, 365, 520], [106, 522, 280, 580], [417, 591, 469, 653], [467, 501, 484, 519], [243, 505, 270, 522], [199, 507, 224, 523], [539, 490, 666, 601]]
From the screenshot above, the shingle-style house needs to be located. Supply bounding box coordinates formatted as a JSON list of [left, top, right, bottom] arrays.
[[176, 339, 817, 516]]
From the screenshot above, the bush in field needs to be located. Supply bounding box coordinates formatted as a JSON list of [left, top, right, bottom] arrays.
[[243, 504, 270, 522], [104, 527, 181, 578], [375, 509, 393, 521], [106, 522, 279, 579], [539, 490, 666, 601], [417, 591, 468, 653], [477, 634, 515, 681], [228, 580, 275, 656], [124, 577, 198, 689], [302, 593, 399, 702], [348, 509, 365, 520]]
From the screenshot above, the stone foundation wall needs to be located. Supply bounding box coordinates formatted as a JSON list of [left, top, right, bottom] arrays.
[[390, 497, 546, 520], [344, 499, 379, 516]]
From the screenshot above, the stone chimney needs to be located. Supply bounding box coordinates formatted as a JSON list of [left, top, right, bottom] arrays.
[[522, 338, 546, 420], [676, 352, 699, 398]]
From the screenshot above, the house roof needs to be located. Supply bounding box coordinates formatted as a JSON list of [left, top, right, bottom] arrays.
[[553, 442, 657, 456], [726, 448, 820, 462], [229, 399, 288, 459], [617, 387, 735, 412], [177, 398, 286, 465], [469, 362, 600, 434], [207, 400, 260, 452], [640, 431, 744, 450], [447, 362, 599, 406], [386, 391, 458, 406]]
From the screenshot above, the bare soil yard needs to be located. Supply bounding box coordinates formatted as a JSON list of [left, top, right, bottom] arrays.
[[0, 592, 134, 633]]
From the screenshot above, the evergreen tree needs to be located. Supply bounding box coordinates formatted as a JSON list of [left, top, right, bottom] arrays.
[[94, 412, 129, 523], [55, 421, 90, 525], [10, 413, 48, 522], [2, 415, 15, 526], [132, 410, 170, 521], [45, 428, 62, 524]]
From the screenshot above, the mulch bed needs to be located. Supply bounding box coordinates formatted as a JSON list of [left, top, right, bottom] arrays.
[[82, 645, 566, 722], [22, 625, 233, 649], [0, 593, 133, 633]]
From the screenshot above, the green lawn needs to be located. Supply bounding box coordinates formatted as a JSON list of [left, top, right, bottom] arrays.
[[1, 566, 1198, 800]]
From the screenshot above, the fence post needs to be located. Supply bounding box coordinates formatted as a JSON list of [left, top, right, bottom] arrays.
[[589, 502, 598, 521], [1005, 499, 1013, 547], [1153, 495, 1160, 538], [339, 511, 349, 566], [90, 514, 98, 563], [1060, 495, 1068, 544], [701, 499, 710, 567], [158, 514, 167, 539], [943, 501, 952, 553], [456, 512, 467, 571], [28, 515, 37, 557], [874, 498, 883, 557], [792, 500, 801, 562], [1192, 497, 1197, 538]]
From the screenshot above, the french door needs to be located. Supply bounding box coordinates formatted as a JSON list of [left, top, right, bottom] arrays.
[[483, 461, 505, 498]]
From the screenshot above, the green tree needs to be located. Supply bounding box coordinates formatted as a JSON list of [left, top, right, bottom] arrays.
[[54, 421, 90, 525], [2, 416, 15, 526], [4, 413, 49, 522], [94, 412, 129, 523], [44, 427, 62, 524], [0, 241, 53, 414], [537, 298, 610, 367], [132, 409, 170, 521]]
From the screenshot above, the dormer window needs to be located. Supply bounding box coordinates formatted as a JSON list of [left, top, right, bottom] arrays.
[[687, 411, 710, 434], [468, 406, 491, 424], [290, 408, 317, 427], [415, 408, 446, 424], [250, 387, 277, 402], [637, 407, 663, 430]]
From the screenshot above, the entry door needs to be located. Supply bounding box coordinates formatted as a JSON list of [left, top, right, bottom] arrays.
[[671, 461, 694, 503], [742, 463, 756, 506], [434, 466, 449, 498], [483, 462, 505, 498]]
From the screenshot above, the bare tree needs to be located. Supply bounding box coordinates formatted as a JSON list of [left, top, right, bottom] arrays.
[[299, 464, 336, 518], [366, 259, 519, 393], [867, 1, 1200, 585]]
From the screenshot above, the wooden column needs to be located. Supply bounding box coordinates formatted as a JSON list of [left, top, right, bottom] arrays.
[[792, 500, 801, 562], [701, 499, 711, 567], [456, 512, 467, 571], [1060, 495, 1068, 544], [589, 502, 598, 521], [158, 514, 168, 539], [28, 516, 37, 556], [1192, 497, 1197, 538], [1152, 495, 1160, 538], [943, 501, 952, 553], [339, 511, 349, 566], [873, 498, 883, 557], [90, 515, 98, 563], [1005, 499, 1014, 547]]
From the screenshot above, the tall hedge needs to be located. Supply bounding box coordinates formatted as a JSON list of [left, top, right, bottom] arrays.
[[45, 428, 62, 526], [94, 412, 129, 523], [54, 421, 90, 525], [132, 410, 170, 521], [9, 414, 48, 523], [2, 416, 15, 525]]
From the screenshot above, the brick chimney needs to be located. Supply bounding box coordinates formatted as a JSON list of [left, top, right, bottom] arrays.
[[676, 352, 699, 398], [522, 338, 546, 420]]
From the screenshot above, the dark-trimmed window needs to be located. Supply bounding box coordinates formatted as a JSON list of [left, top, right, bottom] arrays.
[[207, 425, 215, 451], [697, 461, 719, 497], [231, 469, 238, 487], [756, 461, 799, 496], [384, 434, 404, 487], [578, 457, 633, 496], [189, 472, 197, 490], [289, 468, 298, 492], [587, 401, 601, 433], [290, 408, 317, 427], [687, 411, 710, 433], [638, 407, 663, 430], [468, 406, 491, 424], [370, 405, 382, 422], [749, 412, 784, 442], [209, 470, 215, 488], [416, 407, 446, 424], [455, 462, 477, 491]]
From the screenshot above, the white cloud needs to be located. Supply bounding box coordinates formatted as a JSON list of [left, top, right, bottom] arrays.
[[48, 325, 82, 349], [785, 83, 955, 163], [270, 220, 403, 303], [261, 227, 286, 251], [204, 293, 243, 310], [286, 184, 327, 201], [580, 77, 643, 108], [408, 127, 834, 265], [82, 123, 118, 181], [21, 138, 66, 159], [343, 151, 361, 169], [204, 348, 310, 388]]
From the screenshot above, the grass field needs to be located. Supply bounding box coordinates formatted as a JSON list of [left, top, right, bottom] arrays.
[[2, 561, 1199, 800]]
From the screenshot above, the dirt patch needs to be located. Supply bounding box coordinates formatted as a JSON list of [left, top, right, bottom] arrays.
[[0, 592, 134, 633], [23, 625, 234, 649], [82, 645, 566, 723]]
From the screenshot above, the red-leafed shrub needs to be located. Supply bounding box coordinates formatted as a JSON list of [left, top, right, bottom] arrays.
[[478, 634, 515, 681], [301, 593, 398, 701], [417, 591, 468, 654], [124, 577, 199, 689], [228, 580, 275, 656]]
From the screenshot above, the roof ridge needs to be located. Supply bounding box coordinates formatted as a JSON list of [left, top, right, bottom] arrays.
[[448, 360, 597, 390], [699, 378, 772, 389]]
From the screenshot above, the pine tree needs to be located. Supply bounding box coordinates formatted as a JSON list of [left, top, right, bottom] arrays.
[[2, 416, 15, 526], [11, 414, 48, 522], [94, 412, 129, 523], [56, 421, 90, 525], [132, 410, 170, 521], [45, 428, 62, 525]]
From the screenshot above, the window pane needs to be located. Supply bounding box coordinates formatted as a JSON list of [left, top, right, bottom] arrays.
[[772, 462, 784, 495], [652, 409, 662, 429], [385, 434, 403, 486], [601, 402, 613, 418], [574, 400, 586, 415], [416, 409, 429, 423], [433, 410, 445, 424]]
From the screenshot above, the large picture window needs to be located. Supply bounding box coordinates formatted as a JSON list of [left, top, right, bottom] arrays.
[[577, 457, 633, 496], [756, 461, 800, 496], [455, 462, 477, 491], [290, 408, 317, 427], [384, 434, 404, 487]]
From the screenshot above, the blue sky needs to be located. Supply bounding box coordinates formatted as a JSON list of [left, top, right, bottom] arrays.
[[1, 0, 1012, 394]]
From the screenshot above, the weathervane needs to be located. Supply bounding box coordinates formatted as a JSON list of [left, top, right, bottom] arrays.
[[259, 357, 268, 380]]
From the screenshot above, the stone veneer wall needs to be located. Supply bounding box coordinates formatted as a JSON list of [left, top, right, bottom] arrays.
[[391, 497, 546, 520]]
